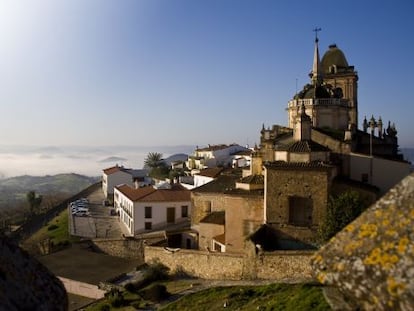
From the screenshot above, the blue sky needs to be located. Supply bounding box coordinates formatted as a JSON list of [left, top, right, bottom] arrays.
[[1, 0, 413, 148]]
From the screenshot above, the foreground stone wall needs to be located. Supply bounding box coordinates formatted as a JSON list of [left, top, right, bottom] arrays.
[[145, 246, 314, 281], [312, 173, 414, 310]]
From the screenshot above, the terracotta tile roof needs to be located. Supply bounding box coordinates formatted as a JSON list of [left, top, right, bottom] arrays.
[[278, 140, 330, 152], [103, 166, 127, 175], [197, 167, 224, 178], [192, 175, 238, 193], [213, 233, 226, 244], [264, 161, 334, 170], [116, 184, 190, 202], [239, 174, 264, 185], [200, 211, 225, 225]]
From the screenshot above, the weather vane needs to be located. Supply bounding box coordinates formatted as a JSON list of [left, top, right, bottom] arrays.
[[313, 27, 322, 41]]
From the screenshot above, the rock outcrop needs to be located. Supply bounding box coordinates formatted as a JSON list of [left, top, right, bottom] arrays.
[[0, 237, 68, 310], [312, 173, 414, 310]]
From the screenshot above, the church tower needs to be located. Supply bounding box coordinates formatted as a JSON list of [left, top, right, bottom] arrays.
[[321, 44, 359, 128], [287, 32, 358, 131]]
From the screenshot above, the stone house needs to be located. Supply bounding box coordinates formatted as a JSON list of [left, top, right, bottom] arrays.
[[191, 167, 264, 253]]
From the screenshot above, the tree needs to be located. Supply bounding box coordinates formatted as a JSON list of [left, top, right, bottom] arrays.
[[144, 152, 170, 179], [144, 152, 164, 169], [318, 191, 367, 243], [26, 190, 43, 215]]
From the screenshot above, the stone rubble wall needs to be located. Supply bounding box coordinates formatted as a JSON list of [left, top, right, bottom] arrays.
[[91, 238, 144, 261], [145, 246, 314, 281]]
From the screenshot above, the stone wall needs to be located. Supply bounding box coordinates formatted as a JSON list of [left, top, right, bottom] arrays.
[[145, 246, 314, 281], [191, 192, 226, 225], [265, 167, 330, 242], [92, 238, 144, 261]]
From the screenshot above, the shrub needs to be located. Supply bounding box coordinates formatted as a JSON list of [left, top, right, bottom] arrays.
[[124, 282, 136, 292], [47, 224, 59, 231], [144, 260, 170, 282], [110, 295, 125, 308], [99, 304, 110, 311], [139, 284, 169, 302]]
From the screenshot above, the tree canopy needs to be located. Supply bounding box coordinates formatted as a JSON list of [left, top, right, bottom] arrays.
[[318, 191, 367, 243], [144, 152, 164, 169], [144, 152, 170, 179], [26, 190, 42, 215]]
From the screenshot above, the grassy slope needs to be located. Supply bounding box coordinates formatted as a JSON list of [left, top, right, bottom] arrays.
[[85, 282, 331, 311], [160, 283, 331, 311], [21, 208, 79, 253]]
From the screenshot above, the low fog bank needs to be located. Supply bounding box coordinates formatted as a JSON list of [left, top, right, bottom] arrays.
[[0, 145, 194, 178]]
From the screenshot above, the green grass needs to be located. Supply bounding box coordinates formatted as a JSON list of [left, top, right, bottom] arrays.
[[160, 283, 331, 311], [84, 282, 331, 311], [21, 209, 79, 253]]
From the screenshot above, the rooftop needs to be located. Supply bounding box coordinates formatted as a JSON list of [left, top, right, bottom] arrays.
[[116, 184, 190, 202], [197, 167, 224, 178], [264, 161, 334, 170], [200, 211, 225, 225]]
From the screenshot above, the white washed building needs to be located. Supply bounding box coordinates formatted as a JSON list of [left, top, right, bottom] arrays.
[[114, 184, 191, 236]]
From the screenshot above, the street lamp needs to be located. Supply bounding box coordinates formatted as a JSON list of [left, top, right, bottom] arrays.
[[369, 116, 377, 184]]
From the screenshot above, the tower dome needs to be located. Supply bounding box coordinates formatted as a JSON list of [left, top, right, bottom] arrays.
[[321, 44, 349, 73]]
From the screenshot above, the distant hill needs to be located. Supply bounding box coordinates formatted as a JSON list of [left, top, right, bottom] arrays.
[[163, 153, 188, 166], [99, 156, 128, 163], [0, 173, 99, 210], [401, 148, 414, 164]]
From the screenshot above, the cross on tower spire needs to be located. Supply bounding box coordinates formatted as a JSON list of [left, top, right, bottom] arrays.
[[313, 27, 321, 42], [311, 27, 323, 85]]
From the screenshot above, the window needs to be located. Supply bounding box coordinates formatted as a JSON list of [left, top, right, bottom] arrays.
[[181, 205, 188, 218], [145, 206, 152, 218], [361, 173, 369, 183], [288, 196, 313, 227], [145, 222, 152, 230]]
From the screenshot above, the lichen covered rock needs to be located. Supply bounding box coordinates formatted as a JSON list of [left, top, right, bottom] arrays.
[[0, 237, 68, 310], [312, 173, 414, 310]]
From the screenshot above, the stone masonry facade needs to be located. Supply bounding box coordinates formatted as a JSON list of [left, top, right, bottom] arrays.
[[265, 166, 331, 242]]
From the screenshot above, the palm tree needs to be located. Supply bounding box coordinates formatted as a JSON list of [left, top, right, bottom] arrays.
[[144, 152, 164, 169]]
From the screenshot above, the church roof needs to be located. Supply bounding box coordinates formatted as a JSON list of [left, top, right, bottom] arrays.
[[321, 44, 350, 73], [278, 140, 330, 153]]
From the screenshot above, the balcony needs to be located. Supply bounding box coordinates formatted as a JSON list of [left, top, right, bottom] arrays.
[[288, 98, 349, 108]]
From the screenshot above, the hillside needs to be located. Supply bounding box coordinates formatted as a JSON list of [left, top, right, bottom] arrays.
[[0, 173, 99, 210]]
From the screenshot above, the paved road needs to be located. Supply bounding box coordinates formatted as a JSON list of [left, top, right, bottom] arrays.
[[69, 189, 125, 239]]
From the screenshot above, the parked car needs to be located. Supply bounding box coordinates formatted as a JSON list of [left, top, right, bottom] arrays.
[[73, 210, 90, 217], [72, 207, 89, 214]]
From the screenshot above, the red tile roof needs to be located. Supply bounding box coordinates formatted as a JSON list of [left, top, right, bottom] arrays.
[[103, 166, 127, 175], [213, 233, 226, 245], [197, 167, 224, 178], [116, 184, 190, 202]]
